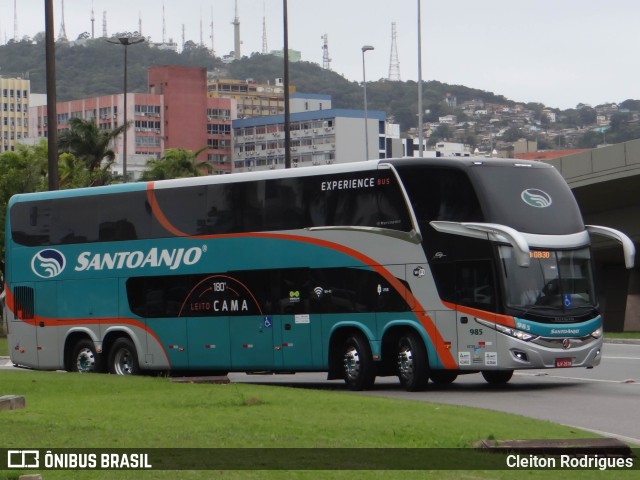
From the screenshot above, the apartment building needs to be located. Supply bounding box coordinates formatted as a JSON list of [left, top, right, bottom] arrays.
[[30, 66, 235, 178], [1, 76, 30, 152], [208, 77, 295, 119], [232, 108, 391, 173]]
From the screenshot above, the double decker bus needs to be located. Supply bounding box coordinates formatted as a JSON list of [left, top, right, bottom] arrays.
[[4, 157, 635, 391]]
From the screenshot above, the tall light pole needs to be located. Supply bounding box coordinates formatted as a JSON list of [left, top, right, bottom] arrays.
[[361, 45, 374, 161], [283, 0, 291, 168], [417, 0, 424, 157], [45, 0, 58, 190], [108, 36, 145, 182]]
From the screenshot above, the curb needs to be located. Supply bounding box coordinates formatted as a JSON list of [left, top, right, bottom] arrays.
[[604, 338, 640, 345]]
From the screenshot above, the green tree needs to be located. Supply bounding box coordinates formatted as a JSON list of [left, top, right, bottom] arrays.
[[140, 148, 209, 181], [58, 153, 92, 189], [502, 126, 523, 142], [57, 117, 126, 184], [0, 143, 47, 276]]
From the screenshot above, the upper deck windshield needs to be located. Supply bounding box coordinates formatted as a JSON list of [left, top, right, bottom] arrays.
[[468, 163, 584, 235], [499, 246, 596, 315]]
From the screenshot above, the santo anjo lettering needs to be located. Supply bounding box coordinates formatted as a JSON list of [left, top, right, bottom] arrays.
[[75, 247, 203, 272]]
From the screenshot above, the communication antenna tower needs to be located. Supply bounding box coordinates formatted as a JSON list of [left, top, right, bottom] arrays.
[[232, 0, 241, 60], [91, 1, 95, 38], [200, 9, 204, 47], [388, 22, 401, 81], [13, 0, 18, 41], [321, 34, 331, 70], [58, 0, 69, 42], [210, 7, 215, 56], [262, 2, 268, 54], [102, 11, 107, 38], [162, 2, 167, 43], [138, 11, 143, 37]]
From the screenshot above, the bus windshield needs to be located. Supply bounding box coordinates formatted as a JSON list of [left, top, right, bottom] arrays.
[[499, 246, 596, 312]]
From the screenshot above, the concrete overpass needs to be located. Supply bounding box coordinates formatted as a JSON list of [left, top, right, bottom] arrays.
[[539, 140, 640, 332]]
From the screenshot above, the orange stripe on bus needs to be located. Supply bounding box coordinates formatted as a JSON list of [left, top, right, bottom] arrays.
[[146, 184, 458, 369]]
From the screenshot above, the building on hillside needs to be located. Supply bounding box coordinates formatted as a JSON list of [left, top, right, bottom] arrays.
[[1, 76, 30, 152], [269, 49, 302, 62], [207, 77, 296, 119], [232, 108, 398, 173], [289, 92, 331, 112], [29, 66, 236, 178]]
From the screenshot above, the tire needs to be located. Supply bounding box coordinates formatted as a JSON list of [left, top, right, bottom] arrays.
[[481, 369, 514, 385], [342, 333, 376, 391], [70, 339, 103, 373], [108, 338, 140, 375], [397, 332, 429, 391], [429, 370, 458, 385]]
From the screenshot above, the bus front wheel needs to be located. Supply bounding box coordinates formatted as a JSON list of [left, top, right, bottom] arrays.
[[397, 332, 429, 391], [342, 334, 375, 391], [108, 338, 140, 375], [70, 339, 102, 373], [429, 370, 458, 385], [481, 369, 514, 385]]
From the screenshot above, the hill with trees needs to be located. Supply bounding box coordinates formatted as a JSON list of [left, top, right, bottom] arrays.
[[3, 36, 640, 146], [0, 37, 513, 131]]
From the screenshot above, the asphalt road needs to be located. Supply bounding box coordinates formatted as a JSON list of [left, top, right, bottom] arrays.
[[227, 342, 640, 446], [2, 342, 639, 445]]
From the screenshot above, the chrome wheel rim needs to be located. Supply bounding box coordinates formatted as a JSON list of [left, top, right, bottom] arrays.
[[343, 346, 361, 381], [113, 348, 134, 375], [76, 347, 95, 373], [397, 345, 414, 381]]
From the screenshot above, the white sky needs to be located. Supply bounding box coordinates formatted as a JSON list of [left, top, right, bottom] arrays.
[[2, 0, 640, 109]]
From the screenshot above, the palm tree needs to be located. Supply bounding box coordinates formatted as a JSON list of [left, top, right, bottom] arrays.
[[58, 117, 127, 174], [140, 148, 210, 181], [58, 153, 91, 189]]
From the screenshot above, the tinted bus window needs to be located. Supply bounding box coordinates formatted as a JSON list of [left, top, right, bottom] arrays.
[[11, 201, 52, 246], [10, 169, 412, 247], [469, 165, 584, 235], [153, 186, 208, 236], [395, 166, 484, 224]]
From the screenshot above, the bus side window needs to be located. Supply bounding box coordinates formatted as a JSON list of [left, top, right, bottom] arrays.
[[455, 261, 496, 310]]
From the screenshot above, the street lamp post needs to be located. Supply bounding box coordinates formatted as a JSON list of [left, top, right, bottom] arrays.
[[361, 45, 374, 160], [108, 36, 145, 182], [417, 0, 424, 157]]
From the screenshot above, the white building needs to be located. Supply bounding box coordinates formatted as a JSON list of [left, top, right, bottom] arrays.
[[1, 76, 31, 152], [232, 107, 395, 173]]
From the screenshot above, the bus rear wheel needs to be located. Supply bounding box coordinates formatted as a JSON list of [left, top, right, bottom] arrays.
[[108, 338, 140, 375], [342, 333, 375, 391], [70, 339, 102, 373], [397, 332, 429, 392], [481, 369, 514, 385]]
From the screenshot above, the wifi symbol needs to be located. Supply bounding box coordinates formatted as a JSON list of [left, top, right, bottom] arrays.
[[313, 286, 324, 297]]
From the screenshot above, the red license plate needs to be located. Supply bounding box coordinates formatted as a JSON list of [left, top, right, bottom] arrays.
[[555, 358, 573, 368]]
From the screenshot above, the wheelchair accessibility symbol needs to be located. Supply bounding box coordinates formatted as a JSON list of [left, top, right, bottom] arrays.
[[264, 316, 272, 328], [563, 294, 572, 308]]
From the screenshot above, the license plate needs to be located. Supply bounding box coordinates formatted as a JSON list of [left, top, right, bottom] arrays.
[[555, 358, 573, 368]]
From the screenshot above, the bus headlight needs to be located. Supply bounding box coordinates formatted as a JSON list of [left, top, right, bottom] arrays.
[[475, 318, 538, 342], [591, 327, 603, 339]]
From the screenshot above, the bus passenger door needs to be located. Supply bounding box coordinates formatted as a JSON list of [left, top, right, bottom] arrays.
[[187, 316, 231, 370], [453, 260, 499, 370], [275, 268, 315, 370], [225, 271, 275, 370]]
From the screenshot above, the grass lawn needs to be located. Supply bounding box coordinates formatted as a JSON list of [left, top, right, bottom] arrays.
[[605, 331, 640, 339], [0, 336, 6, 357], [1, 371, 638, 480]]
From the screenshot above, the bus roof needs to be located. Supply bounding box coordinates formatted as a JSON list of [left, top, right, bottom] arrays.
[[8, 156, 552, 205]]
